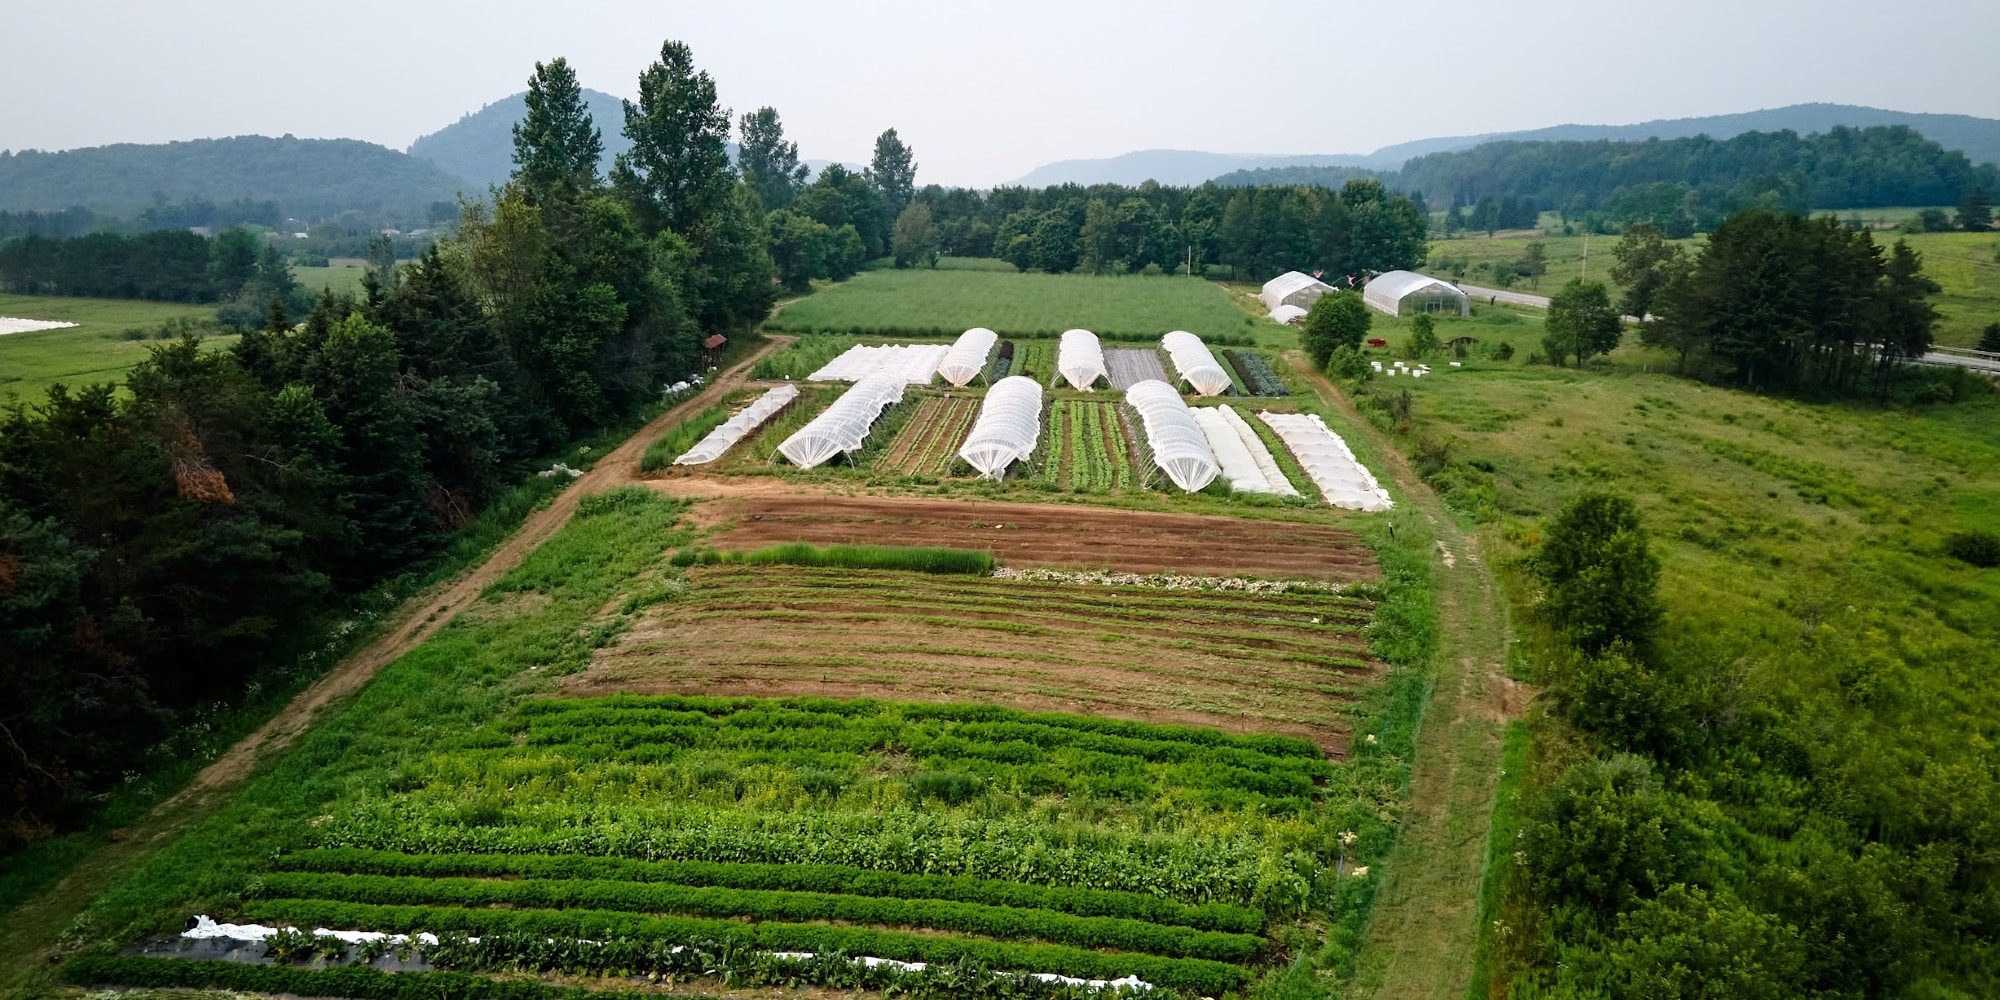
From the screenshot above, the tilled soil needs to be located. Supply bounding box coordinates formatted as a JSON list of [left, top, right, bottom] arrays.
[[1104, 347, 1170, 389], [566, 564, 1379, 754], [683, 494, 1378, 582]]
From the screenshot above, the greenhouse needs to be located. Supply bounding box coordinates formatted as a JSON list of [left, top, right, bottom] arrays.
[[1258, 412, 1393, 511], [1161, 331, 1233, 396], [1057, 329, 1107, 390], [1362, 270, 1470, 317], [673, 383, 800, 465], [936, 327, 998, 387], [809, 344, 948, 383], [1191, 405, 1298, 496], [956, 376, 1044, 480], [777, 371, 905, 469], [1125, 379, 1219, 492], [1258, 271, 1335, 312]]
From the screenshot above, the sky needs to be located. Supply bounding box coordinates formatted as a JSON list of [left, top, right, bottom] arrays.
[[4, 0, 1998, 188]]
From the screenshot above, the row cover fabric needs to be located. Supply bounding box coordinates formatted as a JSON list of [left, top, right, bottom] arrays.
[[1258, 412, 1393, 511], [1161, 331, 1233, 396], [1124, 379, 1218, 492], [1190, 405, 1298, 496], [957, 376, 1043, 479], [1057, 329, 1107, 390], [808, 344, 947, 383], [778, 372, 905, 469], [1268, 303, 1308, 325], [674, 384, 800, 465], [936, 328, 998, 387]]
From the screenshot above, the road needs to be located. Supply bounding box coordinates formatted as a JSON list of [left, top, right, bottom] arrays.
[[1456, 283, 1550, 309]]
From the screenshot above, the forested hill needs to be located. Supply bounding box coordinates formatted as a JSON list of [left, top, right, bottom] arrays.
[[0, 136, 471, 219], [408, 87, 633, 190], [1216, 126, 2000, 224]]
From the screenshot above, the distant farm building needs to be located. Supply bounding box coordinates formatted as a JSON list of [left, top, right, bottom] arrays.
[[1259, 271, 1335, 314], [1363, 270, 1470, 317]]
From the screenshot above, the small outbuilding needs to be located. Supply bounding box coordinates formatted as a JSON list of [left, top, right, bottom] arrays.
[[1362, 270, 1470, 317], [1259, 271, 1336, 313]]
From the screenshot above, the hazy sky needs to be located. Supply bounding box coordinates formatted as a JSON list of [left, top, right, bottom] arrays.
[[4, 0, 1997, 187]]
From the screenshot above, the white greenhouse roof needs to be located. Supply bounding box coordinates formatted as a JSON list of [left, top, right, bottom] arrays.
[[1257, 411, 1393, 511], [957, 376, 1044, 480], [1161, 331, 1233, 396], [808, 344, 948, 383], [1362, 270, 1469, 317], [1057, 329, 1107, 390], [1258, 271, 1335, 311], [778, 372, 906, 469], [1190, 405, 1298, 496], [1125, 379, 1219, 492], [936, 327, 998, 387], [674, 383, 799, 466], [1268, 304, 1308, 325]]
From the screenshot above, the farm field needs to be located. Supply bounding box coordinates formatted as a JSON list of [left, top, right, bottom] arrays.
[[575, 565, 1378, 750], [1887, 230, 2000, 347], [291, 263, 371, 298], [1042, 398, 1137, 491], [879, 393, 979, 476], [1105, 346, 1169, 389], [767, 269, 1261, 340], [0, 293, 226, 404]]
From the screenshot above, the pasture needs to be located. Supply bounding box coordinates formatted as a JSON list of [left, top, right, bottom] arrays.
[[0, 293, 230, 404], [291, 263, 372, 298], [767, 268, 1262, 340]]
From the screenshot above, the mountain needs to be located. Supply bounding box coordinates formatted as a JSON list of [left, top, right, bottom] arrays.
[[1014, 104, 2000, 187], [408, 88, 633, 190], [0, 136, 472, 219]]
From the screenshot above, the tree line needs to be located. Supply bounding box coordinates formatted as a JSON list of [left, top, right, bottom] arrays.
[[0, 227, 303, 307], [0, 41, 777, 850]]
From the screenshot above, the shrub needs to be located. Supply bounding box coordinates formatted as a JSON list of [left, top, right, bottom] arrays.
[[1493, 341, 1515, 361], [1530, 490, 1662, 654], [1945, 529, 2000, 567]]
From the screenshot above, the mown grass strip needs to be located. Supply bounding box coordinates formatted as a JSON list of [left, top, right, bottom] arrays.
[[240, 899, 1254, 993], [252, 872, 1265, 962], [274, 848, 1266, 933]]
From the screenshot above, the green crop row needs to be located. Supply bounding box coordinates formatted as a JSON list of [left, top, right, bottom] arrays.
[[251, 872, 1265, 962], [274, 848, 1266, 932], [240, 899, 1254, 994], [683, 567, 1375, 618]]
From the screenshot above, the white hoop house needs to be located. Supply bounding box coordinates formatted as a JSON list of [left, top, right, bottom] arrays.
[[778, 372, 905, 469], [1125, 379, 1218, 492], [1161, 331, 1232, 396], [1190, 405, 1298, 496], [1057, 329, 1107, 390], [1363, 270, 1470, 317], [674, 383, 800, 465], [809, 344, 948, 383], [937, 328, 998, 387], [1258, 412, 1393, 511], [957, 376, 1043, 480]]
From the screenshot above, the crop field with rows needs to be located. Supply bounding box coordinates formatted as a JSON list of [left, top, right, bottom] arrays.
[[879, 394, 980, 476], [765, 269, 1258, 340], [1040, 399, 1135, 492]]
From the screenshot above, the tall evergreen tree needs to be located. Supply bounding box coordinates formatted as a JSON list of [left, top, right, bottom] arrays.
[[738, 107, 807, 211], [613, 40, 734, 235], [512, 57, 604, 200], [867, 128, 917, 224]]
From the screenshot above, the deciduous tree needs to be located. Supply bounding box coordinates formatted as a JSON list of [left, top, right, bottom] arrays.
[[1302, 291, 1370, 370], [1543, 278, 1622, 367]]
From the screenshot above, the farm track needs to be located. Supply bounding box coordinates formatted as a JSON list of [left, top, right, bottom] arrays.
[[571, 566, 1376, 751], [1281, 352, 1522, 1000], [675, 492, 1378, 581], [0, 335, 795, 996]]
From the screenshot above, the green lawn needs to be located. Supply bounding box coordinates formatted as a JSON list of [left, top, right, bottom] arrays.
[[768, 268, 1262, 341], [0, 294, 230, 405]]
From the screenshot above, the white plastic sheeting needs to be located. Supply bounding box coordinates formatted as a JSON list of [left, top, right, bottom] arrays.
[[0, 317, 79, 336], [1268, 304, 1308, 325], [937, 328, 998, 387], [1057, 329, 1107, 390], [1124, 380, 1218, 492], [1161, 331, 1233, 396], [1258, 271, 1335, 311], [674, 383, 800, 465], [1258, 412, 1393, 512], [1191, 405, 1298, 496], [808, 344, 948, 383], [957, 376, 1044, 480], [778, 372, 905, 469], [1362, 270, 1470, 317]]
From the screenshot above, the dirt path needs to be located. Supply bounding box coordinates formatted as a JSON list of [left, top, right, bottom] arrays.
[[0, 336, 790, 997], [1282, 352, 1519, 1000]]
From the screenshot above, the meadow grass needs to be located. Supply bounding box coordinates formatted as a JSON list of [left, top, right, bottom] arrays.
[[767, 268, 1260, 340], [0, 293, 229, 404], [1885, 230, 2000, 347], [291, 264, 372, 299]]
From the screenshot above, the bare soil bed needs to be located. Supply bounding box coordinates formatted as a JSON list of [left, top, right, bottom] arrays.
[[567, 564, 1381, 752], [1105, 347, 1170, 389], [684, 495, 1378, 582]]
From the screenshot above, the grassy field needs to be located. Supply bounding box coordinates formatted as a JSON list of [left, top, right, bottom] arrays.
[[44, 485, 1441, 999], [291, 263, 372, 298], [769, 269, 1262, 340], [1886, 230, 2000, 347], [0, 293, 230, 405]]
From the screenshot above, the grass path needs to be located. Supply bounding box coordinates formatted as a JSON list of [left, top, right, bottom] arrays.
[[1281, 352, 1520, 1000], [0, 336, 792, 1000]]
